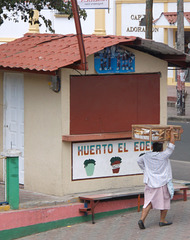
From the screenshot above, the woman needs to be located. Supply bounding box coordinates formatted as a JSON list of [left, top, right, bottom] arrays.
[[137, 127, 178, 229]]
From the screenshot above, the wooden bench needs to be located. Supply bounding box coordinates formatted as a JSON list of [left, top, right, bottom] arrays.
[[173, 184, 189, 201], [79, 184, 189, 224]]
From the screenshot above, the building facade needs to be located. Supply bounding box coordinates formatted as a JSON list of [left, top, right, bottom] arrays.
[[1, 34, 189, 194]]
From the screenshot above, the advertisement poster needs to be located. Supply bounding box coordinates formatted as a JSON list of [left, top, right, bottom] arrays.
[[94, 46, 135, 74], [77, 0, 109, 9], [72, 139, 152, 180]]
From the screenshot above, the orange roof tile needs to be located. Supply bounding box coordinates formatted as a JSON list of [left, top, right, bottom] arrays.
[[154, 12, 190, 24], [0, 33, 136, 73], [184, 12, 190, 23], [0, 33, 190, 73], [163, 12, 177, 24]]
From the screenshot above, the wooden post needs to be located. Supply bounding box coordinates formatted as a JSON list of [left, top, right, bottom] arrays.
[[145, 0, 153, 39], [177, 0, 185, 116], [177, 0, 184, 52], [71, 0, 88, 71]]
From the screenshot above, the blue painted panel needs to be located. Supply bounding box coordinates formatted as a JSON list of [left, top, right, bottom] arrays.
[[94, 46, 135, 74]]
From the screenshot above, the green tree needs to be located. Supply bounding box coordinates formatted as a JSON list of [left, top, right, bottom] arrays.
[[0, 0, 87, 33]]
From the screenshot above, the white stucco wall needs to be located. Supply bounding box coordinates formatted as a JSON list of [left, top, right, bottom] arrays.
[[24, 73, 63, 195], [168, 3, 177, 12], [0, 72, 3, 181], [121, 2, 164, 41], [105, 0, 115, 35], [0, 8, 96, 38], [0, 10, 28, 38]]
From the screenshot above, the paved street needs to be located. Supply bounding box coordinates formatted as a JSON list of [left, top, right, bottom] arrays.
[[19, 200, 190, 240], [168, 121, 190, 162], [171, 159, 190, 181]]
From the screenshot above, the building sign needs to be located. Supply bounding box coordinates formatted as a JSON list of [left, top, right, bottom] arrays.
[[94, 46, 135, 74], [72, 139, 152, 180], [126, 15, 159, 33], [77, 0, 109, 9]]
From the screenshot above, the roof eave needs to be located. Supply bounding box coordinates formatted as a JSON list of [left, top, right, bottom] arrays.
[[0, 66, 57, 75], [125, 38, 190, 68]]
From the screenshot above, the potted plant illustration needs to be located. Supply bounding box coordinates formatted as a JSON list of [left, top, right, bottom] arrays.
[[110, 156, 122, 174], [84, 159, 96, 176]]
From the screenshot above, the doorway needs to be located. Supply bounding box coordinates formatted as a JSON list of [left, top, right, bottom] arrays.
[[3, 72, 24, 184]]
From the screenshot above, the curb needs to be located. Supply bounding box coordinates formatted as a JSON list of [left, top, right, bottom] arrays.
[[168, 117, 190, 122], [173, 179, 190, 186], [0, 205, 10, 211], [0, 197, 143, 240], [19, 197, 81, 209]]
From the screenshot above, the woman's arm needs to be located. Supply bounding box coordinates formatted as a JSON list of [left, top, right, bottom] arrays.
[[170, 126, 175, 145]]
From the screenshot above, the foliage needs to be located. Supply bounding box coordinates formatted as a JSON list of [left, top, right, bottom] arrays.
[[110, 156, 122, 165], [84, 159, 96, 168], [0, 0, 87, 33]]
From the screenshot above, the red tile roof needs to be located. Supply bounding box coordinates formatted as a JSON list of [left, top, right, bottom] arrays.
[[163, 12, 177, 24], [0, 33, 137, 73], [185, 12, 190, 23], [0, 33, 190, 73], [154, 12, 190, 24]]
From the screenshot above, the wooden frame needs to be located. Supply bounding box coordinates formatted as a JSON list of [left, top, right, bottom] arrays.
[[132, 124, 181, 142]]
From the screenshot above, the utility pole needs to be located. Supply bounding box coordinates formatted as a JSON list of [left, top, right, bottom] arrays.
[[145, 0, 153, 39], [71, 0, 88, 72], [176, 0, 185, 116]]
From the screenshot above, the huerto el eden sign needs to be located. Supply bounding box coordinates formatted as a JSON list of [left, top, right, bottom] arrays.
[[72, 139, 152, 180]]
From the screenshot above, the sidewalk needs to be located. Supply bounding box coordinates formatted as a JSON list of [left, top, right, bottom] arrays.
[[0, 182, 81, 209], [1, 180, 189, 210], [0, 183, 146, 209]]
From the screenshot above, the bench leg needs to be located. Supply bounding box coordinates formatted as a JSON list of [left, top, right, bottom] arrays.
[[183, 189, 187, 201], [90, 200, 99, 224], [92, 210, 95, 224], [138, 194, 141, 212]]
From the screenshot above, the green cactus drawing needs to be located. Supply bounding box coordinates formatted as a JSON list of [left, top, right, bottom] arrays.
[[84, 159, 96, 176]]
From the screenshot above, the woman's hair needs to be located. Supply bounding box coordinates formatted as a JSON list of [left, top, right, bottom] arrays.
[[152, 142, 163, 152]]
